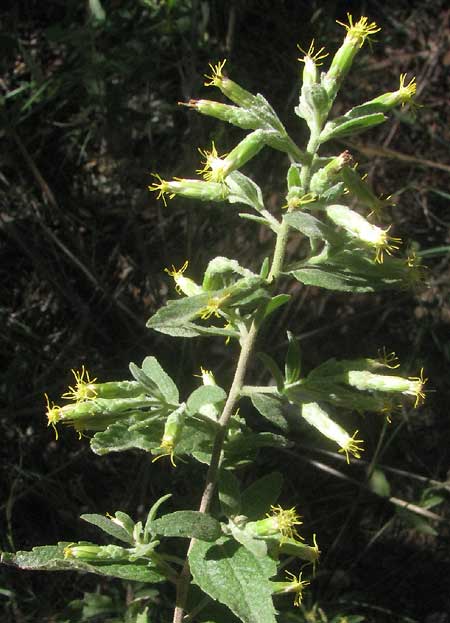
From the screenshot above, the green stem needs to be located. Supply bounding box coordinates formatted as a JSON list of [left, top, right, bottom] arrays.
[[172, 199, 295, 622]]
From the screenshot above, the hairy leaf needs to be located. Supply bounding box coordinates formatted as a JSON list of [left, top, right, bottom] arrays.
[[149, 511, 221, 541]]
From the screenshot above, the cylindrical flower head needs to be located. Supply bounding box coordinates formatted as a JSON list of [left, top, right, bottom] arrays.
[[346, 369, 427, 407], [276, 534, 320, 563], [326, 204, 401, 263], [183, 99, 260, 130], [152, 405, 186, 467], [298, 40, 328, 87], [165, 261, 203, 297], [324, 14, 380, 100], [361, 74, 417, 112], [64, 543, 129, 561], [301, 401, 364, 463], [197, 130, 266, 183], [149, 175, 228, 205], [204, 59, 258, 108], [61, 367, 145, 403], [271, 570, 310, 607], [310, 151, 353, 195]]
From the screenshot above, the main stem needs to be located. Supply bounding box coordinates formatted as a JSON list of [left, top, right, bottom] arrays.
[[172, 211, 290, 623]]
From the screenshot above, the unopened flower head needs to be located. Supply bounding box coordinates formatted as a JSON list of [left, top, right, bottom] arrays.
[[267, 505, 303, 541], [197, 142, 228, 183], [338, 429, 364, 464], [204, 59, 227, 88], [336, 14, 381, 48], [199, 293, 230, 320], [62, 366, 97, 403], [200, 367, 216, 385]]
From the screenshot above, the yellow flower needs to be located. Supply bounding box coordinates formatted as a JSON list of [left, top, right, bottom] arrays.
[[45, 393, 61, 440], [152, 439, 177, 468], [199, 294, 230, 320], [297, 39, 328, 65], [62, 366, 97, 403], [407, 368, 427, 407], [148, 173, 174, 206], [336, 14, 381, 47], [267, 505, 303, 541], [398, 73, 417, 106], [378, 347, 400, 369], [204, 59, 227, 87], [284, 570, 310, 607], [338, 429, 364, 464], [197, 142, 229, 183]]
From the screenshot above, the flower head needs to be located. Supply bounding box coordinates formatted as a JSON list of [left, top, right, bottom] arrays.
[[378, 347, 400, 369], [338, 429, 364, 464], [284, 570, 310, 607], [62, 366, 97, 403], [297, 39, 329, 65], [407, 368, 427, 407], [164, 260, 202, 296], [148, 174, 175, 206], [152, 439, 177, 468], [398, 73, 417, 106], [45, 393, 61, 440], [197, 142, 228, 183], [336, 14, 381, 47], [199, 293, 230, 320], [204, 59, 227, 87], [267, 505, 303, 541]]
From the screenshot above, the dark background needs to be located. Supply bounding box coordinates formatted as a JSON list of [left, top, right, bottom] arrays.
[[1, 1, 449, 621]]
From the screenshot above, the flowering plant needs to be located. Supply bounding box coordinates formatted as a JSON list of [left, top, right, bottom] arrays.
[[1, 15, 425, 623]]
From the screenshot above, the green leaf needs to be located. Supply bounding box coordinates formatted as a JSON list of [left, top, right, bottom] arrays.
[[1, 544, 164, 583], [257, 353, 284, 392], [144, 494, 172, 541], [285, 331, 301, 384], [141, 356, 179, 404], [289, 266, 378, 292], [90, 415, 164, 455], [368, 468, 391, 498], [187, 385, 227, 416], [320, 112, 386, 143], [284, 211, 335, 241], [80, 514, 134, 544], [250, 394, 290, 432], [225, 432, 289, 464], [226, 171, 265, 213], [146, 293, 211, 331], [189, 537, 277, 623], [228, 523, 268, 558], [218, 470, 242, 518], [262, 294, 291, 319], [241, 472, 283, 520], [149, 511, 222, 541], [396, 508, 438, 536]]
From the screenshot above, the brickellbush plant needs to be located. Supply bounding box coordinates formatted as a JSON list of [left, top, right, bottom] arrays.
[[1, 15, 426, 623]]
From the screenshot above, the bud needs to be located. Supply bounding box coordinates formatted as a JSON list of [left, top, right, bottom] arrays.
[[165, 261, 203, 297], [324, 14, 380, 100], [326, 204, 401, 263], [301, 401, 364, 463], [62, 367, 144, 403], [149, 175, 228, 206], [277, 533, 320, 563], [310, 151, 353, 195], [63, 542, 128, 562]]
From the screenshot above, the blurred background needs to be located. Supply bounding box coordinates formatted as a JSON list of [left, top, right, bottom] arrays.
[[1, 0, 449, 621]]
